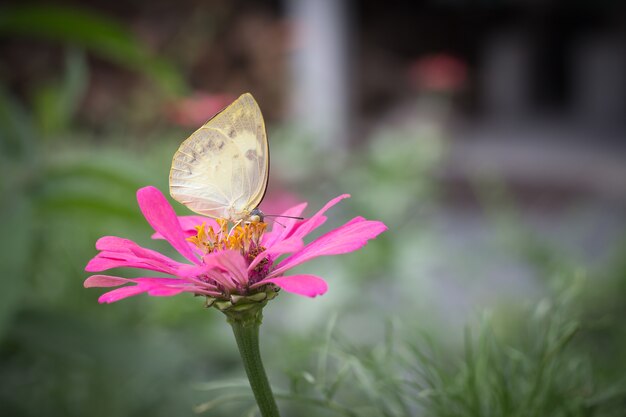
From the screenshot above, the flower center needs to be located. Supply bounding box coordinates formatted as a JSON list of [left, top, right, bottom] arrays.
[[187, 220, 277, 304], [187, 219, 267, 256]]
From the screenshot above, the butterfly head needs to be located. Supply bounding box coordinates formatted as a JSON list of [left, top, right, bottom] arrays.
[[248, 207, 265, 224]]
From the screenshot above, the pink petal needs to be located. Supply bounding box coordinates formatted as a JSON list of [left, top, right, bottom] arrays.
[[178, 256, 239, 290], [137, 186, 199, 264], [271, 217, 387, 276], [177, 216, 211, 234], [151, 216, 219, 239], [147, 287, 186, 296], [288, 194, 350, 240], [96, 236, 185, 266], [93, 278, 213, 303], [248, 236, 304, 272], [85, 236, 187, 275], [254, 274, 328, 297], [85, 275, 130, 287], [86, 254, 171, 274], [213, 250, 249, 286], [98, 286, 150, 303], [262, 202, 308, 247], [85, 274, 199, 288], [85, 255, 170, 274]]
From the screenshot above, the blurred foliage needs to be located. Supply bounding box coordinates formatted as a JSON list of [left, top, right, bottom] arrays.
[[2, 80, 625, 414], [32, 48, 88, 137], [0, 5, 186, 95], [1, 4, 625, 417], [0, 12, 198, 412]]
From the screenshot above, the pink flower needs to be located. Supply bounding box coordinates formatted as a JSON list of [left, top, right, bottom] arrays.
[[84, 186, 387, 304]]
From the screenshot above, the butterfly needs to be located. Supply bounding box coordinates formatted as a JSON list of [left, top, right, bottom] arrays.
[[169, 93, 269, 224]]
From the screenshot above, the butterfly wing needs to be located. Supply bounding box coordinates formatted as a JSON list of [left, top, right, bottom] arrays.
[[169, 93, 269, 220]]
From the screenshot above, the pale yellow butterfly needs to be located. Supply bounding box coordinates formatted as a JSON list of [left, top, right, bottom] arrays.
[[169, 93, 269, 223]]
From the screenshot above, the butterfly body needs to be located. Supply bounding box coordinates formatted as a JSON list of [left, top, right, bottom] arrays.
[[169, 93, 269, 223]]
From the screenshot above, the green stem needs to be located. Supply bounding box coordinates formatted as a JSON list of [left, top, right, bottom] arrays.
[[227, 309, 281, 417]]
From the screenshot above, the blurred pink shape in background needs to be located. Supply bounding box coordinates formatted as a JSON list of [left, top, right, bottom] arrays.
[[408, 53, 468, 93], [166, 92, 236, 127]]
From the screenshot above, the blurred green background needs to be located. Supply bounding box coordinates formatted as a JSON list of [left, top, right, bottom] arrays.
[[1, 1, 625, 416]]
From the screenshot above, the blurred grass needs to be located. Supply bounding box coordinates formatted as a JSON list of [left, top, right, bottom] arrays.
[[198, 277, 626, 417]]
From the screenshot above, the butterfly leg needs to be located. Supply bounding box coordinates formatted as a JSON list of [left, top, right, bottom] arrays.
[[229, 219, 243, 237]]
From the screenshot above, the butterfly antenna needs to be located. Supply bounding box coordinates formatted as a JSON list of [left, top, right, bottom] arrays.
[[272, 219, 286, 228], [263, 214, 305, 220]]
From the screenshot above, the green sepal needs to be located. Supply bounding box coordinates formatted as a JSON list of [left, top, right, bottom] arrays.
[[204, 285, 280, 325]]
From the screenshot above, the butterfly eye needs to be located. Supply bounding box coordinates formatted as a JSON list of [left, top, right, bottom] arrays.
[[249, 208, 265, 223]]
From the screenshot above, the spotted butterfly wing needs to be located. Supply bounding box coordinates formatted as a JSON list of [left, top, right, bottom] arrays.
[[169, 93, 269, 221]]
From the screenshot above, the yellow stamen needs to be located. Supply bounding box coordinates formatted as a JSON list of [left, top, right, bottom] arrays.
[[187, 219, 267, 255]]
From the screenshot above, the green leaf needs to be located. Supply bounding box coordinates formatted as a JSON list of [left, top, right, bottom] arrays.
[[0, 5, 186, 94], [33, 49, 89, 136], [0, 85, 36, 160]]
